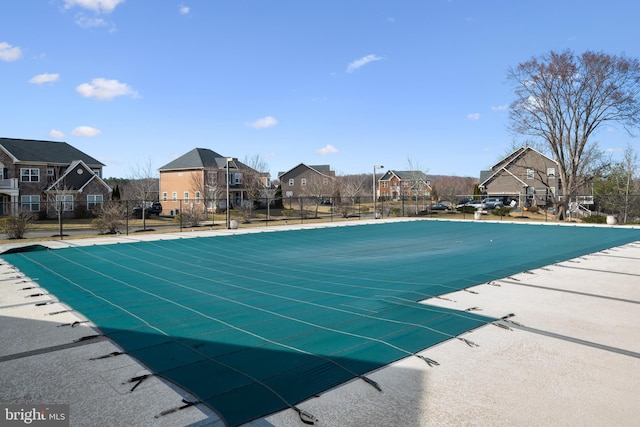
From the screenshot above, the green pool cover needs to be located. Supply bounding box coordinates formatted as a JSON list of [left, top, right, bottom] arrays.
[[3, 221, 639, 426]]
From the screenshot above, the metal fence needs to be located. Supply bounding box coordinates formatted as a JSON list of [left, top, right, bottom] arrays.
[[2, 194, 639, 240], [0, 196, 440, 240]]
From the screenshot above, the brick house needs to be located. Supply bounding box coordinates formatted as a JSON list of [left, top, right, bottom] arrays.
[[479, 146, 560, 207], [378, 170, 432, 201], [158, 148, 268, 215], [277, 164, 336, 200], [0, 137, 111, 217]]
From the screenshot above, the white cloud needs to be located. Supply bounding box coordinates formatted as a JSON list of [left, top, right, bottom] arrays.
[[179, 5, 190, 15], [76, 78, 139, 100], [64, 0, 124, 13], [346, 54, 383, 73], [248, 116, 278, 129], [72, 126, 101, 137], [0, 42, 22, 61], [316, 144, 338, 156], [467, 113, 481, 120], [75, 15, 108, 28], [29, 73, 60, 84], [491, 105, 508, 111], [49, 129, 65, 139]]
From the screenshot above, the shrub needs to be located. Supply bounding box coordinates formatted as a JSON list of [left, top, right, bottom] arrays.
[[92, 201, 126, 234], [491, 206, 513, 217], [457, 205, 478, 214], [1, 211, 35, 239], [177, 209, 206, 227], [581, 215, 606, 224]]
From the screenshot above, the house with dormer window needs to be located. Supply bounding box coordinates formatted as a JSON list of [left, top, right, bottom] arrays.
[[0, 137, 111, 217], [378, 170, 432, 201], [479, 146, 561, 207]]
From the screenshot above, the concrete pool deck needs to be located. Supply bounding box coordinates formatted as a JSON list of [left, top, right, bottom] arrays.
[[1, 218, 639, 426]]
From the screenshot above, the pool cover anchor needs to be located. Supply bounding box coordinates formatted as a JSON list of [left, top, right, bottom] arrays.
[[416, 355, 440, 367], [89, 351, 124, 360], [124, 373, 153, 392], [360, 375, 382, 392], [294, 407, 318, 425], [154, 399, 200, 418]]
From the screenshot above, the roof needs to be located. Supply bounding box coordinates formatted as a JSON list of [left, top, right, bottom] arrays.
[[278, 163, 334, 179], [46, 160, 112, 193], [0, 137, 104, 166], [158, 148, 226, 171], [380, 170, 429, 182], [480, 146, 558, 188]]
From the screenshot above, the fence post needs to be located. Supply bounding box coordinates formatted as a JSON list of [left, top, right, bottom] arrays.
[[58, 200, 63, 240], [126, 200, 129, 235]]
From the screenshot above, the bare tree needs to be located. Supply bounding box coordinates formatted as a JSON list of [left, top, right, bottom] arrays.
[[406, 158, 430, 214], [332, 174, 365, 218], [593, 144, 640, 223], [432, 175, 477, 206], [128, 157, 158, 230], [241, 155, 270, 221], [303, 175, 335, 217], [508, 49, 640, 219]]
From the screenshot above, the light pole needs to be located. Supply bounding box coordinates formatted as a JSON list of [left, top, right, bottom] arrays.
[[373, 165, 383, 219], [226, 157, 233, 229]]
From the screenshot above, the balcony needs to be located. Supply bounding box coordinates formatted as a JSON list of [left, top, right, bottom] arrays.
[[0, 178, 18, 189]]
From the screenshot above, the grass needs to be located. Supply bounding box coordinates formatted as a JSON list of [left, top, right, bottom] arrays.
[[0, 206, 571, 245]]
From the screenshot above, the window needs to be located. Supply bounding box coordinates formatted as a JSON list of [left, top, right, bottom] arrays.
[[289, 179, 294, 186], [402, 182, 408, 187], [547, 168, 556, 178], [2, 167, 8, 179], [381, 182, 387, 188], [526, 169, 534, 179], [206, 172, 217, 186], [184, 192, 189, 203], [172, 192, 177, 202], [323, 178, 329, 185], [47, 168, 55, 176], [87, 195, 103, 210], [162, 192, 167, 202], [20, 195, 40, 211], [20, 168, 39, 182], [301, 178, 307, 186], [55, 194, 74, 211], [234, 173, 242, 184], [195, 191, 201, 203]]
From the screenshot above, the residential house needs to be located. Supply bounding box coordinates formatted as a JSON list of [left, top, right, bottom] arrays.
[[158, 148, 268, 215], [0, 137, 111, 217], [277, 164, 336, 200], [479, 146, 560, 207], [378, 170, 432, 201]]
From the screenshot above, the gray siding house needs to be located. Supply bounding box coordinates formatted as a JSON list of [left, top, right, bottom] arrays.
[[0, 137, 111, 217]]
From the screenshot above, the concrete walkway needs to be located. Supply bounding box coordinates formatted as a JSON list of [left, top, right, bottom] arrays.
[[1, 219, 638, 426]]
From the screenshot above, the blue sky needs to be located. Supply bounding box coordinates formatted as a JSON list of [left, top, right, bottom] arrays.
[[2, 0, 639, 179]]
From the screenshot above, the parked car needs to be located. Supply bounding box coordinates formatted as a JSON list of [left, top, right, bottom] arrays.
[[430, 203, 450, 211], [457, 200, 486, 211], [456, 198, 474, 208], [482, 197, 505, 209], [133, 202, 163, 218]]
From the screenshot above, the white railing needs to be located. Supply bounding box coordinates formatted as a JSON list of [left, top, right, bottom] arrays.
[[0, 178, 18, 189]]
